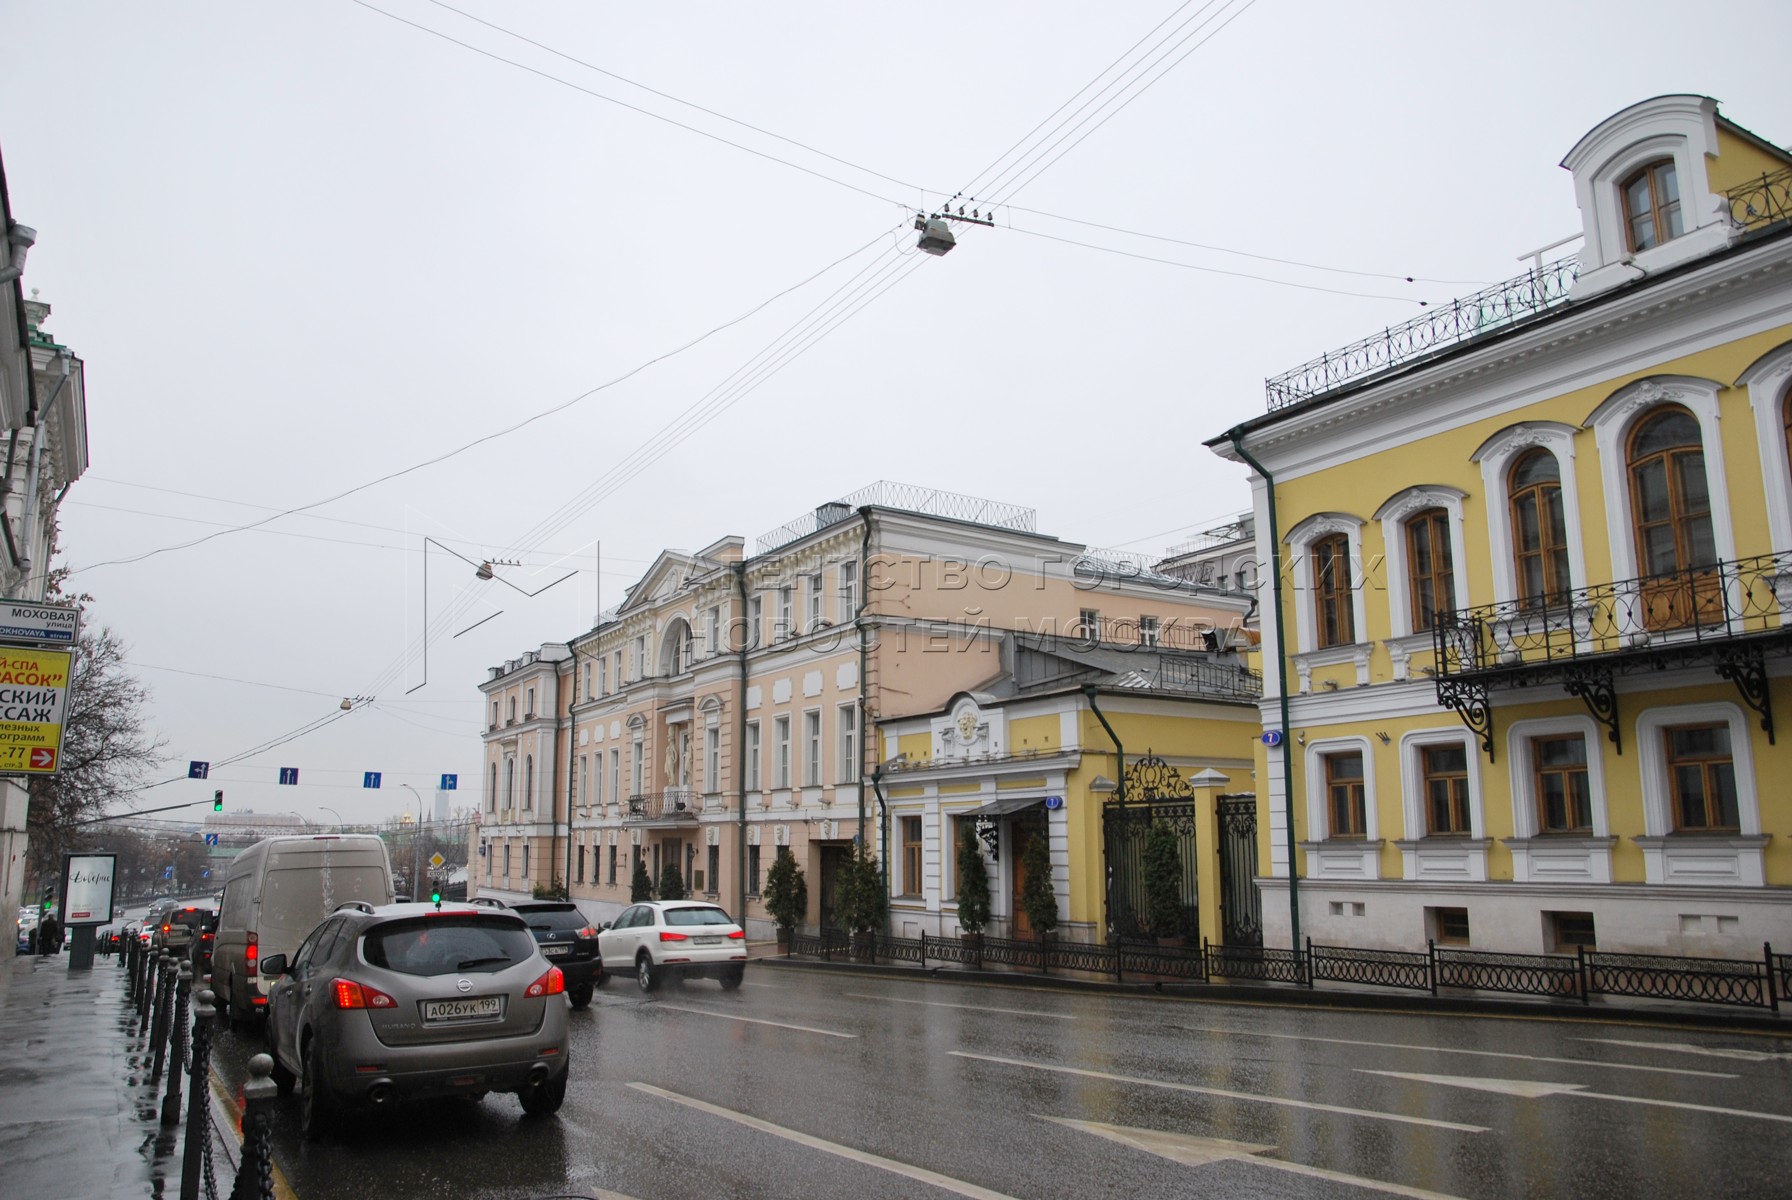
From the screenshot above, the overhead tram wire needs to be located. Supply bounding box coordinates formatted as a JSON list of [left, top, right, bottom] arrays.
[[347, 0, 910, 208], [71, 224, 899, 576], [984, 0, 1261, 209], [417, 0, 925, 197]]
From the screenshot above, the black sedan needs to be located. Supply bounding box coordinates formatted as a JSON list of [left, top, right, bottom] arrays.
[[506, 902, 603, 1008]]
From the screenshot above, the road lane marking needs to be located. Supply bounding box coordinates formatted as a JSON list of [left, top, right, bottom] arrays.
[[950, 1052, 1485, 1132], [1042, 1116, 1470, 1200], [1178, 1025, 1734, 1078], [629, 1083, 1020, 1199], [653, 1002, 856, 1038], [845, 993, 1077, 1019], [1577, 1038, 1792, 1064], [1361, 1070, 1792, 1124]]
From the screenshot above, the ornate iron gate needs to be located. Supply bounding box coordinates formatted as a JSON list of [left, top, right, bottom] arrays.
[[1216, 794, 1263, 947], [1102, 755, 1199, 944]]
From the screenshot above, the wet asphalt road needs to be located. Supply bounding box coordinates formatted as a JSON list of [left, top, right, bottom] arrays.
[[205, 963, 1792, 1200]]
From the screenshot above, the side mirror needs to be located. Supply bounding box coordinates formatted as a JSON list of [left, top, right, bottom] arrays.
[[259, 953, 288, 978], [599, 922, 611, 932]]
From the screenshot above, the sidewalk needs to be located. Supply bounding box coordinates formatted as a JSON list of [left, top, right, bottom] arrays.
[[0, 949, 192, 1199]]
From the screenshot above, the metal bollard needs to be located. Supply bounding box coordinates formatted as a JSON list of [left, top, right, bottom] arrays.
[[123, 937, 136, 998], [139, 946, 159, 1035], [151, 954, 175, 1082], [179, 986, 215, 1200], [162, 961, 192, 1125], [229, 1054, 278, 1200]]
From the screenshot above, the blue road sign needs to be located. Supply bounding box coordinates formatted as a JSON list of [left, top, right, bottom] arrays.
[[278, 767, 299, 786], [202, 870, 211, 879], [204, 833, 219, 846], [162, 866, 174, 879], [188, 761, 210, 779], [440, 773, 457, 791], [364, 771, 382, 789]]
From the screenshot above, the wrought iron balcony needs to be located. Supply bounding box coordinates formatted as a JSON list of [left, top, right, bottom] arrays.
[[624, 788, 699, 822], [1429, 552, 1792, 758], [1264, 256, 1581, 411], [1727, 166, 1792, 237]]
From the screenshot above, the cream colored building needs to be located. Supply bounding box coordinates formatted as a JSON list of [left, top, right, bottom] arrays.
[[475, 483, 1256, 939]]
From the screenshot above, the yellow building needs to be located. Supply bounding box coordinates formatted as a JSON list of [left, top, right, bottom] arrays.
[[1208, 95, 1792, 960], [475, 482, 1257, 942]]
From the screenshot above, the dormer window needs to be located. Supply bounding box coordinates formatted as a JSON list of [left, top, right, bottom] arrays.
[[1622, 159, 1683, 252]]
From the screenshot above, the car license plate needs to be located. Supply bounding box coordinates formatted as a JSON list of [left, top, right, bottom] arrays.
[[693, 936, 723, 946], [543, 944, 570, 956], [423, 996, 502, 1022]]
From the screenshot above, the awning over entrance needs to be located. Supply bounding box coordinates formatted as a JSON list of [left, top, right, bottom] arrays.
[[960, 795, 1043, 819]]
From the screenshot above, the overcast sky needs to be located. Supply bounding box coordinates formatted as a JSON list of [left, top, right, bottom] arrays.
[[3, 1, 1788, 827]]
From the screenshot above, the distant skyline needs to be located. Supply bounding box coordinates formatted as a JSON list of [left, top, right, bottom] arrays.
[[3, 1, 1789, 825]]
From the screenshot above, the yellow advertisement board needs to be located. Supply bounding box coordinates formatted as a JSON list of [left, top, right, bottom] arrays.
[[0, 646, 72, 774]]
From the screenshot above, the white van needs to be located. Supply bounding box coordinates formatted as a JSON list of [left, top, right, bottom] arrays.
[[212, 835, 394, 1023]]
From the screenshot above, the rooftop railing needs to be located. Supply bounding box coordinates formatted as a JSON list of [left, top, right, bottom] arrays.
[[755, 481, 1036, 554]]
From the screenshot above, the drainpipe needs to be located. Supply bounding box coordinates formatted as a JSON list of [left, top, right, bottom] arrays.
[[1080, 685, 1125, 801], [734, 561, 749, 922], [1227, 430, 1301, 953], [871, 766, 889, 932], [0, 223, 35, 284], [854, 508, 875, 851]]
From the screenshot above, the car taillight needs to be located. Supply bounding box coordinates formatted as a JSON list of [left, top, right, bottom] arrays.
[[332, 978, 397, 1010], [726, 930, 745, 939], [576, 926, 599, 939], [659, 931, 688, 942], [525, 967, 564, 998], [246, 935, 258, 967], [161, 924, 171, 933]]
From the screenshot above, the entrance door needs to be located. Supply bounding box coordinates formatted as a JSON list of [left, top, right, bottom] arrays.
[[817, 844, 850, 931], [1010, 815, 1046, 938]]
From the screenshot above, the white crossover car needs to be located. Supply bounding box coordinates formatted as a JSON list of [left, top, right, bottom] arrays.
[[597, 901, 747, 991]]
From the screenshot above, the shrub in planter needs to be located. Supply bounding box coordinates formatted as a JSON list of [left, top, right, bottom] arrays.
[[658, 860, 688, 902], [531, 879, 569, 901], [1142, 821, 1185, 943], [834, 842, 887, 956], [762, 847, 807, 945], [630, 855, 655, 903], [1019, 832, 1058, 941], [955, 825, 992, 965]]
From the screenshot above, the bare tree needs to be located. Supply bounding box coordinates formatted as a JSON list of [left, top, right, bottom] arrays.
[[27, 622, 166, 881]]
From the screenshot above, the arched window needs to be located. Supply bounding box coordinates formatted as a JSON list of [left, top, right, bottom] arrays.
[[1405, 508, 1454, 632], [1509, 450, 1571, 608], [1628, 406, 1718, 630], [1621, 159, 1682, 252], [524, 755, 534, 809], [1312, 534, 1354, 648], [661, 617, 695, 675]]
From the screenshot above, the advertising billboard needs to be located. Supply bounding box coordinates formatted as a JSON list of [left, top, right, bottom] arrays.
[[62, 853, 117, 927], [0, 646, 72, 774]]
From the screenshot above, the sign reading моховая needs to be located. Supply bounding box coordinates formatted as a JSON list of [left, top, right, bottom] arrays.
[[0, 600, 78, 645], [63, 853, 117, 926], [0, 646, 70, 774]]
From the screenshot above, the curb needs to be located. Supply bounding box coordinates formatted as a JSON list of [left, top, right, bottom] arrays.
[[207, 1057, 300, 1200], [757, 954, 1792, 1035]]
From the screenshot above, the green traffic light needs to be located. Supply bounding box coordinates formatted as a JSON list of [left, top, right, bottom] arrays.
[[212, 789, 223, 812]]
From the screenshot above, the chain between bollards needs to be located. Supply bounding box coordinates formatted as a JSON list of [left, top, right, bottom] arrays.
[[229, 1054, 278, 1200], [162, 961, 192, 1125], [179, 982, 217, 1200]]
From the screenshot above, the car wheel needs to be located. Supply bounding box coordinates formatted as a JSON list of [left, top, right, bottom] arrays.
[[300, 1038, 337, 1142], [635, 953, 659, 993], [568, 982, 594, 1010], [720, 966, 744, 991], [269, 1054, 296, 1097], [518, 1073, 567, 1117], [224, 974, 251, 1029]]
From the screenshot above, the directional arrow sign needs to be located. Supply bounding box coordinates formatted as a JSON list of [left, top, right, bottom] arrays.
[[29, 747, 55, 770], [1357, 1071, 1588, 1099]]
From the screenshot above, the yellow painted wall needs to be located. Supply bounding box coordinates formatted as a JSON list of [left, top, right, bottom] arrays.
[[1707, 126, 1792, 198]]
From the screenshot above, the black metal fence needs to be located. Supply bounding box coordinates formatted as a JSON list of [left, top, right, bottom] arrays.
[[786, 930, 1787, 1014]]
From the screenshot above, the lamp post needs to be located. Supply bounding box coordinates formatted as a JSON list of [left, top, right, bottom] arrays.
[[317, 807, 344, 833], [400, 784, 426, 899]]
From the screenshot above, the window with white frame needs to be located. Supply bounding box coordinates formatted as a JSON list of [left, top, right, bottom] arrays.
[[630, 734, 644, 795], [1077, 608, 1100, 641], [503, 758, 515, 809], [508, 696, 516, 722], [612, 650, 622, 690], [748, 594, 764, 648], [593, 750, 604, 808], [773, 716, 791, 788], [608, 749, 619, 807], [1303, 737, 1378, 845], [838, 560, 859, 622], [1284, 513, 1367, 655], [806, 573, 823, 631], [1324, 750, 1366, 837], [633, 636, 647, 679], [705, 725, 720, 793], [837, 703, 859, 783], [598, 657, 608, 696], [745, 721, 761, 790], [525, 686, 535, 717], [1634, 702, 1765, 886], [1375, 487, 1469, 639], [803, 710, 822, 786], [1473, 424, 1588, 609], [1421, 744, 1471, 836], [1138, 615, 1160, 647], [579, 755, 589, 808], [523, 755, 534, 809], [488, 763, 497, 812], [490, 700, 498, 729], [777, 585, 794, 640], [707, 605, 722, 657], [582, 662, 591, 699]]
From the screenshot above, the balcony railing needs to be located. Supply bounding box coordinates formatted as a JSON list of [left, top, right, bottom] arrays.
[[1430, 552, 1792, 756], [1265, 256, 1582, 411], [624, 788, 699, 822], [1727, 166, 1792, 237]]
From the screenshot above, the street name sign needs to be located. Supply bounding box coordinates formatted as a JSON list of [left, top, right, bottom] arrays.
[[0, 646, 71, 775], [0, 600, 78, 646]]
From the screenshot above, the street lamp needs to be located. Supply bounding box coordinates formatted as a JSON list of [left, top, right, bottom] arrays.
[[318, 806, 344, 833], [400, 784, 427, 899]]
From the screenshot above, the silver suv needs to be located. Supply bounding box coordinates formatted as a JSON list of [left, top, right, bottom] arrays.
[[262, 902, 570, 1139]]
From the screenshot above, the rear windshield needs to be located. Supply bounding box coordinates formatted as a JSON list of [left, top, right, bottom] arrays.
[[261, 867, 389, 939], [363, 917, 535, 977], [664, 907, 733, 927], [513, 905, 588, 932], [171, 910, 214, 929]]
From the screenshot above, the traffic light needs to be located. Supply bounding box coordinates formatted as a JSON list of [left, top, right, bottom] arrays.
[[40, 883, 52, 913], [213, 789, 223, 812]]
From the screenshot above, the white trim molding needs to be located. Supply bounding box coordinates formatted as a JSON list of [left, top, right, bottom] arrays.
[[1502, 714, 1615, 884], [1561, 94, 1733, 297], [1392, 727, 1489, 882], [1283, 511, 1369, 659], [1634, 701, 1766, 886], [1374, 485, 1471, 640], [1471, 421, 1589, 607], [1738, 340, 1792, 556], [1299, 735, 1382, 879]]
